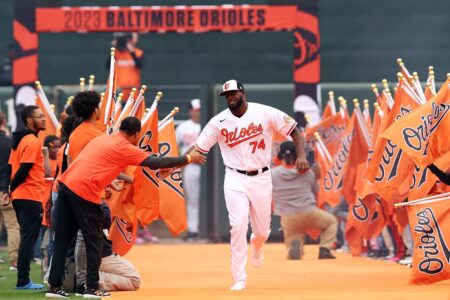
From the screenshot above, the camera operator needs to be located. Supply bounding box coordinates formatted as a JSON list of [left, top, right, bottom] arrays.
[[108, 33, 144, 100]]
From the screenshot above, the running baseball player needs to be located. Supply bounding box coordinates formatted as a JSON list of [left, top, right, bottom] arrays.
[[194, 79, 309, 291]]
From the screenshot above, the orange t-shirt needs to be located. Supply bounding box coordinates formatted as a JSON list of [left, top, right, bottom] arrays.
[[8, 134, 45, 202], [68, 122, 103, 162], [116, 48, 143, 90], [59, 134, 148, 204]]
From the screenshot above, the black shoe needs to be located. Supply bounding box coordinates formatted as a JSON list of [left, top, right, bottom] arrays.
[[318, 247, 336, 259], [45, 286, 70, 298], [75, 283, 86, 296], [83, 288, 111, 298], [288, 240, 301, 260], [185, 232, 199, 241]]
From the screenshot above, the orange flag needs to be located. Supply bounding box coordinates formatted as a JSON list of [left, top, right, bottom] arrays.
[[366, 80, 421, 203], [108, 213, 138, 256], [35, 83, 59, 145], [158, 118, 187, 236], [381, 79, 450, 168], [342, 108, 370, 205], [271, 129, 290, 166], [405, 197, 450, 284], [306, 114, 347, 156], [97, 49, 118, 133], [347, 194, 385, 239], [319, 114, 354, 206], [133, 102, 160, 226]]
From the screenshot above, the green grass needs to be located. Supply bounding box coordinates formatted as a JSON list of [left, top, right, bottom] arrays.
[[0, 249, 46, 300]]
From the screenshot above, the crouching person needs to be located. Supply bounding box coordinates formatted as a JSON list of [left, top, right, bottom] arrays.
[[271, 141, 338, 260], [75, 200, 140, 295]]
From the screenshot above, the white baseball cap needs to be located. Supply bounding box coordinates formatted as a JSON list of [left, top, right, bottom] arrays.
[[219, 79, 244, 96], [190, 99, 201, 110]]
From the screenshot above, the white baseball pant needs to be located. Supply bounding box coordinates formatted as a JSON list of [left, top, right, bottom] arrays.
[[224, 168, 272, 282], [183, 164, 201, 234]]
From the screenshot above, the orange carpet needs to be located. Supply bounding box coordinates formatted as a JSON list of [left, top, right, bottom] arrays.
[[112, 243, 450, 300]]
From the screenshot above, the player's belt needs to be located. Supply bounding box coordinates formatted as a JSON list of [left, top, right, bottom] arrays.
[[227, 166, 269, 176]]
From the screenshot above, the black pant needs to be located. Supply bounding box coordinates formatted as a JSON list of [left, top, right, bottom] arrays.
[[12, 199, 43, 287], [48, 184, 104, 290]]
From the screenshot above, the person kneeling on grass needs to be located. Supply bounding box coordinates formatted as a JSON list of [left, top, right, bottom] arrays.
[[271, 141, 338, 260], [74, 200, 140, 296]]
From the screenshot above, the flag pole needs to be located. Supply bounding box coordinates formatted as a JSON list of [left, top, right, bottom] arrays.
[[314, 131, 333, 165], [88, 75, 95, 91], [141, 91, 163, 125], [353, 99, 371, 147], [394, 192, 450, 208], [129, 85, 147, 117], [35, 81, 59, 129], [79, 77, 85, 92], [328, 91, 336, 115], [159, 107, 179, 129]]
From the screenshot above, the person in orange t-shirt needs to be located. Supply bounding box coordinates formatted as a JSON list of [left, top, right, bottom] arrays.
[[67, 91, 103, 165], [110, 32, 144, 99], [3, 105, 51, 290], [46, 117, 206, 298]]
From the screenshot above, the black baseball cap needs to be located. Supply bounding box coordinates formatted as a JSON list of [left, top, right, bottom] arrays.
[[220, 79, 244, 96], [277, 141, 297, 160]]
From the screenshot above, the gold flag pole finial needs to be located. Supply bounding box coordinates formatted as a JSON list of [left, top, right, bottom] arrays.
[[428, 66, 434, 73], [155, 91, 163, 102], [79, 77, 86, 91], [50, 104, 56, 113], [447, 73, 450, 80], [117, 92, 124, 103], [382, 79, 389, 91], [130, 88, 137, 98], [88, 75, 95, 91], [140, 85, 148, 94], [353, 98, 360, 108], [396, 58, 404, 67], [172, 107, 180, 115], [35, 81, 42, 89], [304, 114, 311, 125], [363, 99, 369, 109], [110, 47, 116, 55], [328, 91, 334, 100]]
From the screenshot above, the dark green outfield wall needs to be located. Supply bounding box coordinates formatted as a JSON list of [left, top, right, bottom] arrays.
[[1, 0, 449, 87]]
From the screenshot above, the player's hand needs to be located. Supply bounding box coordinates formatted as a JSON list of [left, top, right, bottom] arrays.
[[295, 156, 309, 174], [159, 167, 176, 179], [188, 149, 206, 165], [2, 192, 11, 207]]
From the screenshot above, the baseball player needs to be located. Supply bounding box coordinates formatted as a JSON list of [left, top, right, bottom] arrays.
[[176, 99, 202, 240], [194, 79, 309, 291]]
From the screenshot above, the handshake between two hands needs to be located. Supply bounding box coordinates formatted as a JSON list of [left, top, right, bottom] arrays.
[[159, 149, 206, 179]]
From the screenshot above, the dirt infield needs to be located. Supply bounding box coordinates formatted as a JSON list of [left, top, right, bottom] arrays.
[[112, 243, 450, 300]]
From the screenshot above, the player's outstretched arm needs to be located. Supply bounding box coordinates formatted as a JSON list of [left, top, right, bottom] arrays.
[[141, 151, 206, 170], [290, 127, 309, 173]]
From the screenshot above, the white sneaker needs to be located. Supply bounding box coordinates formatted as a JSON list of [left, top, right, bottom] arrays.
[[251, 246, 264, 268], [399, 256, 412, 265], [230, 280, 246, 291]]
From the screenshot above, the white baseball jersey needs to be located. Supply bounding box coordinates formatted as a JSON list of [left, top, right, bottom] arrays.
[[195, 102, 297, 170], [175, 119, 201, 154]]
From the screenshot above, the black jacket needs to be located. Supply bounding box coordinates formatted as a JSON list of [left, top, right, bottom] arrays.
[[0, 130, 12, 192]]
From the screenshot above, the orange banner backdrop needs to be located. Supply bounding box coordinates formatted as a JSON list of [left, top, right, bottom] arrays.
[[35, 6, 297, 33]]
